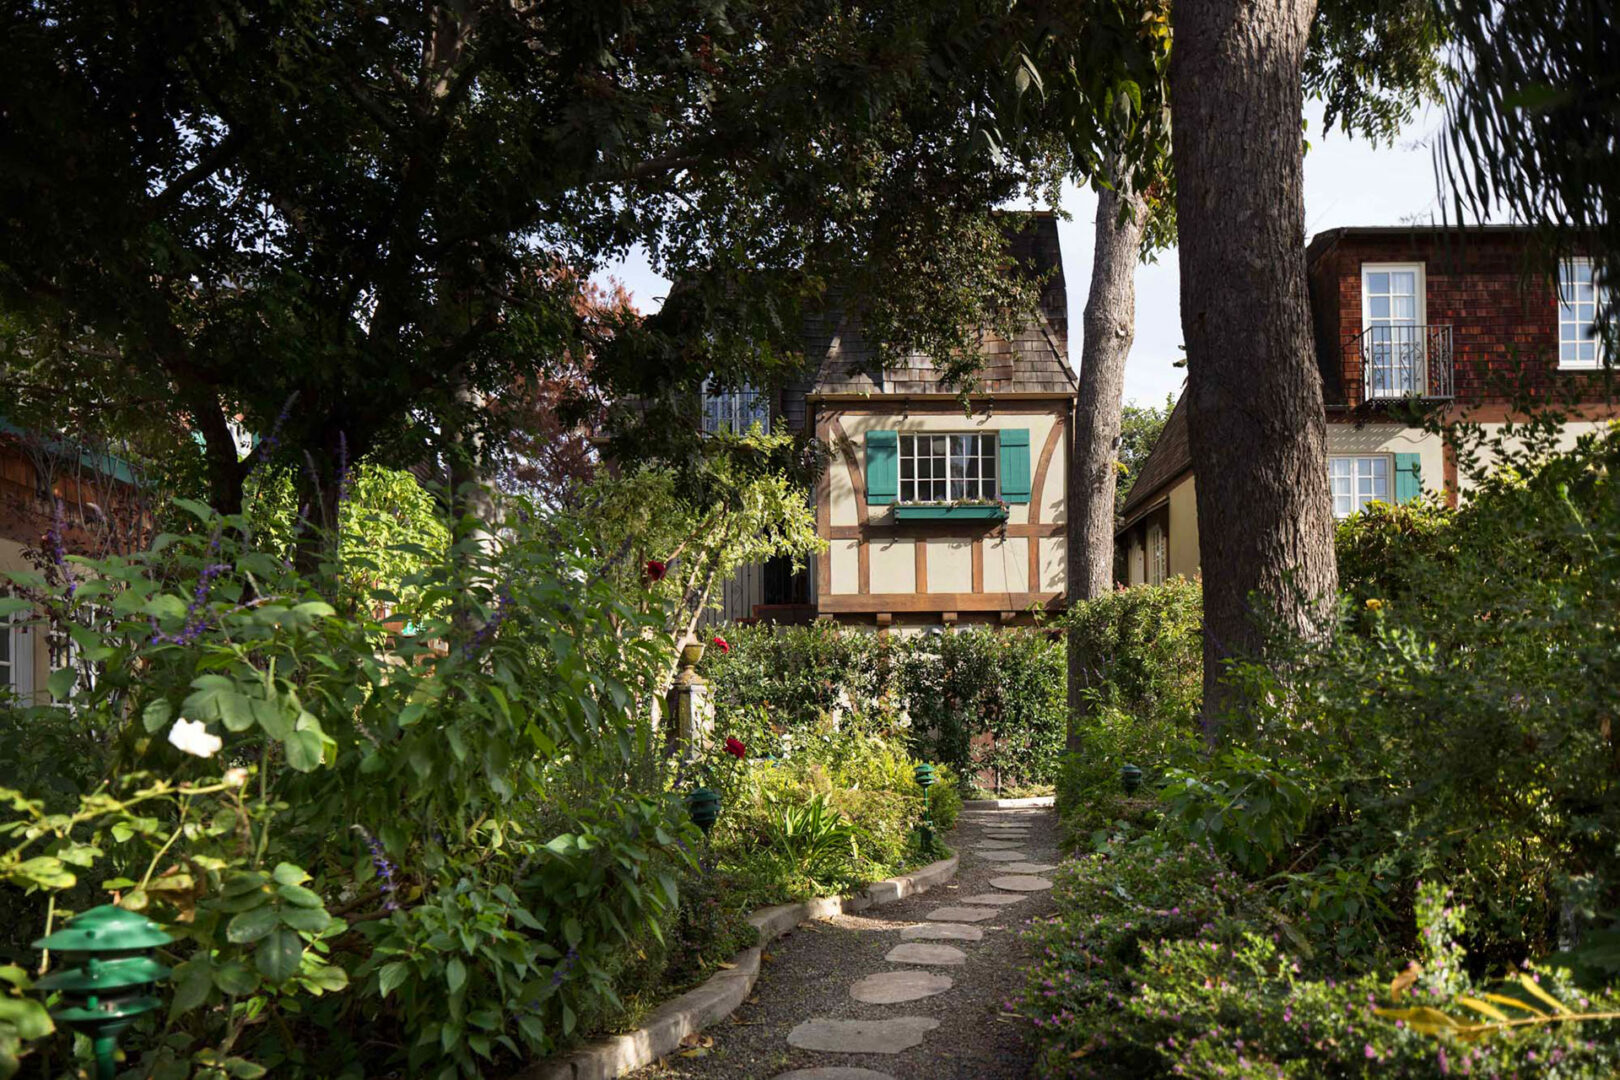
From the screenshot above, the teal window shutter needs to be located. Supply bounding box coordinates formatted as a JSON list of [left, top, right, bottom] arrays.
[[999, 429, 1031, 504], [1392, 453, 1422, 502], [865, 430, 898, 504]]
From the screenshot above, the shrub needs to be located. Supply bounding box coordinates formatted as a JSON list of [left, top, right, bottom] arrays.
[[1204, 425, 1620, 969], [1333, 496, 1457, 614], [899, 626, 1068, 790], [1055, 580, 1204, 841], [1021, 846, 1620, 1079], [1018, 427, 1620, 1077], [0, 505, 689, 1079], [1018, 840, 1279, 1078], [693, 710, 956, 909], [701, 623, 1066, 791], [1062, 578, 1202, 721], [1123, 933, 1620, 1079]]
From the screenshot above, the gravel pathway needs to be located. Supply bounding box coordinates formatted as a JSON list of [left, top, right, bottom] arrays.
[[624, 806, 1057, 1080]]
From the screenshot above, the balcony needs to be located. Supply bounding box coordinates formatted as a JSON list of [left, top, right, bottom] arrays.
[[1346, 324, 1454, 402]]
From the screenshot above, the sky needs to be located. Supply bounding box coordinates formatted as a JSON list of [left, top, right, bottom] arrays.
[[600, 101, 1459, 407]]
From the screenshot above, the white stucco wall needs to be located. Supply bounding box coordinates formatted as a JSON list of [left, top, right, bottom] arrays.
[[927, 538, 974, 592], [829, 539, 861, 594], [1457, 420, 1616, 493], [1168, 475, 1201, 581], [984, 536, 1030, 593], [869, 537, 916, 592]]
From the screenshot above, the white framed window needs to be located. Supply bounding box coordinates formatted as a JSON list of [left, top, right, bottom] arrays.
[[1, 604, 36, 702], [701, 380, 770, 434], [1362, 263, 1427, 397], [898, 433, 997, 502], [1147, 524, 1167, 585], [1329, 455, 1390, 519], [1559, 258, 1607, 370]]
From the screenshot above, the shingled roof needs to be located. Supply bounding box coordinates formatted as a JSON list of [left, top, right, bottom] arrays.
[[805, 212, 1076, 397], [1117, 393, 1191, 532]]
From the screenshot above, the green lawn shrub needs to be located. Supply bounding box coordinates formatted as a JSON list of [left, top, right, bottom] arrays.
[[1021, 843, 1620, 1078], [693, 708, 959, 909], [701, 623, 1066, 792], [0, 495, 843, 1079], [1022, 425, 1620, 1076], [1055, 579, 1204, 842]]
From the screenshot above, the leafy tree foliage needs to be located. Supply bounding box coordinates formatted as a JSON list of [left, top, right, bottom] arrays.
[[1440, 0, 1620, 303], [0, 0, 1079, 524], [1115, 395, 1177, 518]]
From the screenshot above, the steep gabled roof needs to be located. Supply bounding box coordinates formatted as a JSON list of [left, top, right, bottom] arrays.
[[806, 212, 1076, 397], [1117, 393, 1191, 532]]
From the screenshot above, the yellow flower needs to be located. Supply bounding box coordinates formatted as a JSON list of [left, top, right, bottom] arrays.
[[1366, 598, 1386, 612]]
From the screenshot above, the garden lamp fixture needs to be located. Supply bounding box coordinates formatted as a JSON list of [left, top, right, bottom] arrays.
[[1120, 763, 1143, 795], [685, 785, 721, 837], [33, 905, 172, 1080], [913, 763, 937, 854]]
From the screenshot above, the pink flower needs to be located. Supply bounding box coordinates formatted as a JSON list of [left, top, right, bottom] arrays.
[[724, 737, 746, 759], [711, 635, 730, 654], [1364, 1044, 1377, 1060]]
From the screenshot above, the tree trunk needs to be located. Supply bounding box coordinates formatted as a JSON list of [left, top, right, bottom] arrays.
[[1168, 0, 1338, 727], [1066, 169, 1148, 744]]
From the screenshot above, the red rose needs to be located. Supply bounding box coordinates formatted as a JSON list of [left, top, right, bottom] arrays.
[[711, 634, 730, 654], [724, 737, 746, 759], [644, 559, 667, 583]]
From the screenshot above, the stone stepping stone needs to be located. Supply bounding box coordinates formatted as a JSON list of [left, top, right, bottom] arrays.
[[978, 851, 1030, 862], [925, 905, 999, 922], [884, 942, 967, 965], [787, 1017, 939, 1054], [901, 922, 983, 942], [772, 1070, 899, 1080], [974, 840, 1024, 849], [849, 970, 954, 1004], [983, 831, 1031, 839], [1000, 862, 1059, 874], [956, 892, 1026, 905], [989, 874, 1053, 892]]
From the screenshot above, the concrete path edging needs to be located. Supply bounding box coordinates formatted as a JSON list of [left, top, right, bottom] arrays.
[[513, 854, 960, 1080]]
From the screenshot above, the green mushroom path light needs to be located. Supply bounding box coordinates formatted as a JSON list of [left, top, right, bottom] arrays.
[[914, 763, 937, 855], [686, 785, 721, 837], [1120, 763, 1143, 795], [33, 905, 172, 1080]]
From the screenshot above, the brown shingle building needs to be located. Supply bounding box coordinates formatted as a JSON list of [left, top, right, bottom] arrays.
[[713, 212, 1078, 628], [1118, 225, 1620, 585]]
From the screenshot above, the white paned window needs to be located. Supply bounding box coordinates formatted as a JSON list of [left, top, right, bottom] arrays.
[[1559, 258, 1607, 369], [701, 381, 770, 434], [1148, 524, 1167, 585], [1, 604, 35, 702], [898, 433, 997, 502], [1362, 263, 1426, 397], [1329, 456, 1389, 519]]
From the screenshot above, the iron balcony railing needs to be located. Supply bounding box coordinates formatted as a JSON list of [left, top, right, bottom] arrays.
[[1347, 324, 1454, 402]]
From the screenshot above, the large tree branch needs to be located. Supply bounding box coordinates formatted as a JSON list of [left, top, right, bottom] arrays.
[[147, 128, 248, 218]]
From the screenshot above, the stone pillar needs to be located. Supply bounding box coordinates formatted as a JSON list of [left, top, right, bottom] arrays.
[[666, 641, 714, 756]]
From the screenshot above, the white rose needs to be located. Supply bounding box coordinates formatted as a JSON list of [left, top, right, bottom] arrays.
[[222, 766, 250, 788], [168, 717, 223, 759]]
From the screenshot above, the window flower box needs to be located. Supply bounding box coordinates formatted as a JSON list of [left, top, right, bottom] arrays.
[[893, 502, 1009, 522]]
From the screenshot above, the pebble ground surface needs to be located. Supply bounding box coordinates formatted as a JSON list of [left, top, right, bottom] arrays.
[[623, 805, 1058, 1080]]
